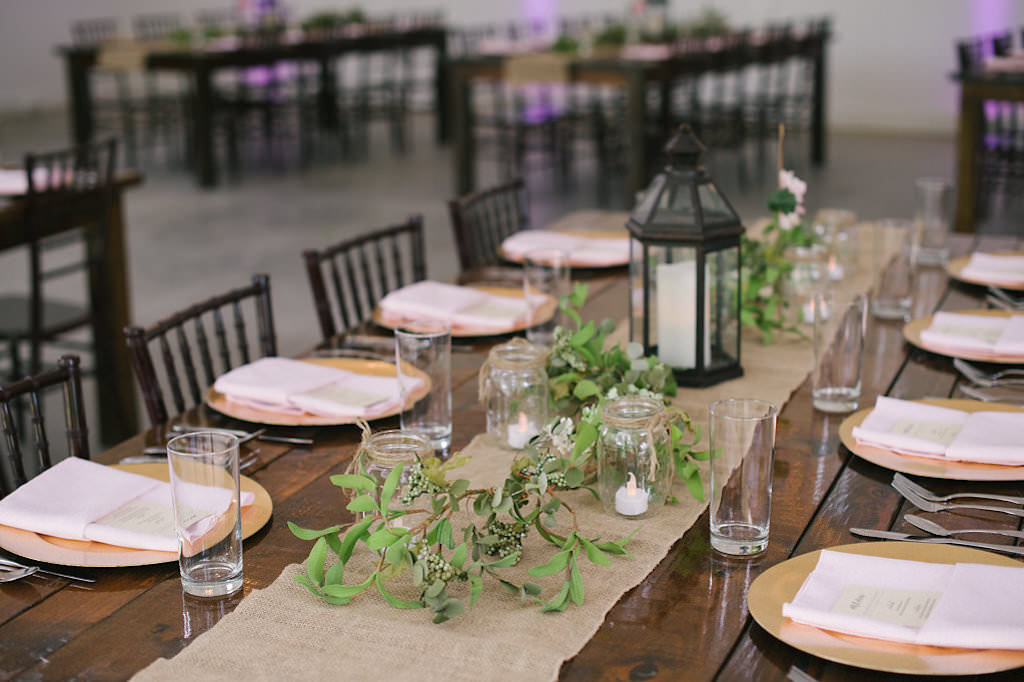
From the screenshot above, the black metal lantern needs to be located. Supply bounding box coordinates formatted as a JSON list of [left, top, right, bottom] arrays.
[[627, 125, 744, 387]]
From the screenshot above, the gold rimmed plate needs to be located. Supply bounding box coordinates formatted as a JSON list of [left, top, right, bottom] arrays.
[[903, 310, 1024, 364], [372, 285, 556, 338], [946, 251, 1024, 291], [0, 463, 272, 567], [748, 542, 1024, 676], [839, 399, 1024, 480], [204, 357, 429, 427]]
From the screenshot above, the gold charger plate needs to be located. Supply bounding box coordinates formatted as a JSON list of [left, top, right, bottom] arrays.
[[903, 309, 1024, 364], [748, 542, 1024, 676], [0, 463, 273, 567], [372, 285, 556, 338], [946, 251, 1024, 291], [205, 357, 429, 427], [839, 399, 1024, 480], [499, 229, 630, 268]]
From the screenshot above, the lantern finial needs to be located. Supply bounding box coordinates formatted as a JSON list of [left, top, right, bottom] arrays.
[[664, 124, 706, 169]]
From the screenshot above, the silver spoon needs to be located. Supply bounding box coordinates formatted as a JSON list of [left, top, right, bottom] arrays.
[[905, 513, 1024, 540]]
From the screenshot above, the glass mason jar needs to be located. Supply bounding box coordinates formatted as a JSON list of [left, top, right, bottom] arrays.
[[596, 396, 673, 519], [783, 244, 829, 325], [479, 338, 549, 449], [359, 429, 432, 523]]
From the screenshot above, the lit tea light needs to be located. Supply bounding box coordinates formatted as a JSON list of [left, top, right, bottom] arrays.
[[506, 412, 538, 449], [827, 255, 845, 281], [614, 472, 650, 516]]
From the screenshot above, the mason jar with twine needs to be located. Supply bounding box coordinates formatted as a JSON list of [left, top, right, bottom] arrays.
[[478, 337, 549, 450], [344, 421, 432, 525], [596, 395, 675, 519]]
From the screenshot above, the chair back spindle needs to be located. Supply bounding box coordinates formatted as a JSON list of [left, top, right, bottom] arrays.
[[447, 178, 528, 272]]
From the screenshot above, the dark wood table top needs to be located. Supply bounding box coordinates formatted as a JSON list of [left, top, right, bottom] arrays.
[[3, 231, 1024, 680]]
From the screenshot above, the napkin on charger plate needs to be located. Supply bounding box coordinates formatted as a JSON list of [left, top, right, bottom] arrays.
[[377, 280, 530, 331], [783, 550, 1024, 650], [500, 229, 631, 267], [0, 457, 255, 552], [959, 252, 1024, 286], [851, 396, 1024, 465], [920, 312, 1024, 356], [213, 357, 414, 418]]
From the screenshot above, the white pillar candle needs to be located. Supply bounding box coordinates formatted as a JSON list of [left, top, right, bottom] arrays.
[[656, 259, 712, 369], [614, 472, 650, 516], [506, 412, 538, 449]]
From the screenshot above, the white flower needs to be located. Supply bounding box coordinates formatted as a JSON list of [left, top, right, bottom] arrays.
[[779, 169, 807, 205], [778, 212, 801, 231], [758, 285, 774, 298]]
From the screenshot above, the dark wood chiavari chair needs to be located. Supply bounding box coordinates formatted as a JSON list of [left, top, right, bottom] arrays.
[[0, 355, 89, 497], [123, 274, 277, 426], [302, 216, 426, 341], [447, 178, 528, 273]]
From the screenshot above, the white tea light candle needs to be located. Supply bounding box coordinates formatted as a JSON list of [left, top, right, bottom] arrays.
[[506, 412, 538, 449], [614, 472, 650, 516]]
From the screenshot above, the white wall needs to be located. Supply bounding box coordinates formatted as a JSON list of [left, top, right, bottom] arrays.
[[1, 0, 1022, 135]]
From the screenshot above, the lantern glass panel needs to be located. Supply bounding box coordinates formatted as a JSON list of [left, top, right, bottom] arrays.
[[707, 245, 741, 371], [696, 182, 739, 225]]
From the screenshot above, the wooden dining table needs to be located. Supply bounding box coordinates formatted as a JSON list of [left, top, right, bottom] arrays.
[[951, 66, 1024, 233], [449, 27, 830, 205], [0, 169, 142, 447], [2, 226, 1024, 680], [58, 25, 449, 189]]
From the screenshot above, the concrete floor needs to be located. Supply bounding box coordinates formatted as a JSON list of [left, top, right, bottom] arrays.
[[0, 107, 1013, 450]]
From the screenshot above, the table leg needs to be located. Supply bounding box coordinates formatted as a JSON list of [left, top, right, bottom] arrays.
[[90, 193, 139, 445], [811, 37, 827, 166], [192, 65, 218, 188], [624, 72, 649, 204], [317, 57, 339, 130], [435, 34, 449, 144], [65, 52, 94, 147], [452, 62, 475, 194], [955, 83, 984, 233]]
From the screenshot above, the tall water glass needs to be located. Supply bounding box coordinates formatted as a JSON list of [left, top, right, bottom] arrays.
[[166, 431, 243, 597], [812, 291, 868, 413], [913, 177, 952, 266], [395, 320, 452, 450], [871, 219, 916, 320], [523, 248, 570, 345], [708, 398, 777, 556]]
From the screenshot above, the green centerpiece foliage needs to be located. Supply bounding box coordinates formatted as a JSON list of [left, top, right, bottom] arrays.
[[740, 168, 817, 343], [290, 286, 705, 623]]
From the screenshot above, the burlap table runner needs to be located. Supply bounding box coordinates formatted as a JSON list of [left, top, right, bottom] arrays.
[[134, 225, 881, 681]]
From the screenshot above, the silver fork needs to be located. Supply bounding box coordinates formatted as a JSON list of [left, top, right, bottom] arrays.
[[987, 286, 1024, 309], [953, 358, 1024, 387], [0, 564, 37, 582], [958, 383, 1024, 403], [893, 473, 1024, 505], [893, 480, 1024, 517], [905, 513, 1024, 540]]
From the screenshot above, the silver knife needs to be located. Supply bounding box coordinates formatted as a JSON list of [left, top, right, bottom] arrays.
[[171, 424, 313, 446], [849, 527, 1024, 556]]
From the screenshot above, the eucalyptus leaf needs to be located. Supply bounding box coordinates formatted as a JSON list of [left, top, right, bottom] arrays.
[[306, 536, 328, 586], [540, 580, 570, 613], [322, 575, 374, 599], [568, 558, 584, 606], [528, 549, 570, 578], [469, 574, 483, 606], [449, 479, 470, 496], [338, 516, 375, 563], [451, 542, 467, 568], [380, 463, 404, 514], [288, 522, 342, 541], [329, 473, 377, 493], [375, 573, 423, 609], [580, 537, 611, 566], [324, 559, 345, 586], [347, 495, 379, 513]]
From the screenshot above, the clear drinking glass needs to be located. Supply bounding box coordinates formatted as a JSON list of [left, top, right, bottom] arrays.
[[872, 219, 916, 320], [913, 177, 952, 266], [166, 431, 243, 597], [523, 248, 570, 345], [708, 398, 777, 556], [395, 320, 452, 450], [811, 291, 868, 413]]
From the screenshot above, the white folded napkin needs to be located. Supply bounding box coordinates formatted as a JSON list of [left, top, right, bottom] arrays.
[[852, 396, 968, 459], [0, 168, 51, 196], [852, 396, 1024, 465], [783, 550, 1024, 649], [0, 458, 255, 552], [920, 312, 1024, 356], [500, 230, 631, 267], [378, 280, 529, 330], [213, 357, 411, 418], [960, 252, 1024, 286]]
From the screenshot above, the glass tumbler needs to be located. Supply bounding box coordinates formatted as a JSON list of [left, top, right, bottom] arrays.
[[913, 177, 952, 266]]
